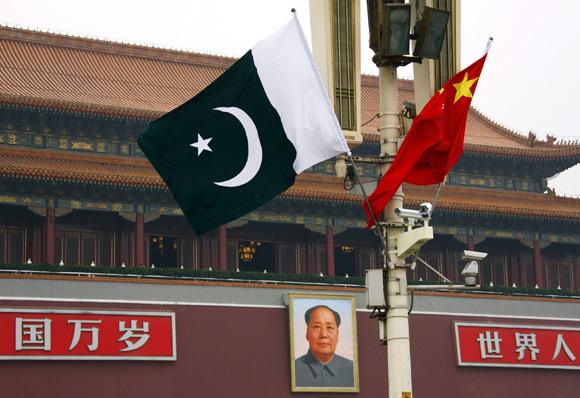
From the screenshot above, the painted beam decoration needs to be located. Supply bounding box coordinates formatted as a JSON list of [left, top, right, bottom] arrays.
[[0, 309, 176, 360], [454, 322, 579, 370]]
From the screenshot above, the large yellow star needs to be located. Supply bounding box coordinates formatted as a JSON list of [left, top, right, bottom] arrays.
[[452, 72, 478, 104]]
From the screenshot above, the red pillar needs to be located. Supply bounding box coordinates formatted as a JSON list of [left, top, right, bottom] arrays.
[[299, 242, 307, 274], [45, 207, 55, 265], [571, 255, 580, 290], [31, 224, 42, 263], [533, 240, 543, 288], [574, 255, 580, 291], [326, 226, 335, 277], [135, 213, 145, 267], [114, 231, 121, 267], [119, 230, 130, 267], [308, 243, 316, 275], [25, 223, 33, 263], [467, 235, 475, 251], [446, 248, 458, 283], [218, 225, 227, 271], [194, 235, 200, 269], [202, 234, 211, 268], [510, 252, 520, 287]]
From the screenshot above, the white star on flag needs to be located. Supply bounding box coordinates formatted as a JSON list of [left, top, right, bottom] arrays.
[[190, 133, 213, 156]]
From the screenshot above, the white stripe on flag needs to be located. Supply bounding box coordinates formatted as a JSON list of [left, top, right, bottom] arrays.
[[252, 15, 351, 174]]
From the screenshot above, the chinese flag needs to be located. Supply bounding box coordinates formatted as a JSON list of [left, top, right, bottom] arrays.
[[363, 55, 487, 227]]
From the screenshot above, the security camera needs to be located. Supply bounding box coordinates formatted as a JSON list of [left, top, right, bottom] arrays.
[[395, 208, 424, 220], [418, 202, 432, 218], [462, 250, 488, 261], [461, 260, 479, 287], [395, 202, 432, 220], [460, 250, 486, 287]]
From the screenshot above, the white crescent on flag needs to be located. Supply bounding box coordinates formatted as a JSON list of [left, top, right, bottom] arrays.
[[212, 106, 263, 188]]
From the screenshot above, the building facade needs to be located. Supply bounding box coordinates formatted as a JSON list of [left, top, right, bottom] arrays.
[[0, 26, 579, 290]]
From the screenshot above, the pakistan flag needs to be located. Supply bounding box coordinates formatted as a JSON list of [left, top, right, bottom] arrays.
[[138, 15, 350, 234]]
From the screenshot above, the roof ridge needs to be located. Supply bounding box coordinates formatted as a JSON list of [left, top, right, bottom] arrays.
[[0, 93, 162, 120], [465, 142, 580, 156], [361, 74, 414, 91], [0, 144, 150, 166], [405, 183, 580, 202], [0, 24, 237, 69], [361, 119, 580, 158], [470, 107, 580, 149], [468, 107, 531, 144]]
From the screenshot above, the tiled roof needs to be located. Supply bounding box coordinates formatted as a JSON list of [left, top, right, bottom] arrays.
[[0, 145, 162, 188], [1, 26, 579, 159], [286, 177, 580, 222], [0, 145, 356, 200], [1, 145, 578, 221], [0, 26, 233, 119], [359, 77, 580, 160], [402, 184, 580, 221]]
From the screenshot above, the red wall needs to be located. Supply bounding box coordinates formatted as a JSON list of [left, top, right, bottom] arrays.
[[410, 314, 580, 398], [0, 299, 578, 398], [0, 300, 387, 398]]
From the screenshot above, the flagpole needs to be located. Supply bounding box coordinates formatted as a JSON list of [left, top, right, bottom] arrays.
[[346, 156, 388, 253], [484, 37, 493, 55], [431, 177, 446, 214], [347, 156, 378, 226]]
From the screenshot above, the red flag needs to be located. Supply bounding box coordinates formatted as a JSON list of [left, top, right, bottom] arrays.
[[363, 55, 487, 227]]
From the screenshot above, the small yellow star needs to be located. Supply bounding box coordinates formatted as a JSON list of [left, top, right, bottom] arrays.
[[438, 87, 445, 94], [452, 72, 478, 104]]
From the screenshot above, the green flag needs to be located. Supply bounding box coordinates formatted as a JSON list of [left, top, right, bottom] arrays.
[[138, 15, 350, 234]]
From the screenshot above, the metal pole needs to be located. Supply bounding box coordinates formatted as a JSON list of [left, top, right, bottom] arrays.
[[379, 64, 412, 397]]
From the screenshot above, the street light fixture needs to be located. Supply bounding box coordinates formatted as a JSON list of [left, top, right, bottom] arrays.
[[380, 3, 411, 57], [367, 0, 449, 66], [413, 6, 451, 59]]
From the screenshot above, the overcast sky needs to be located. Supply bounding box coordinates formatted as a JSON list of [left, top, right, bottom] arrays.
[[2, 0, 579, 196]]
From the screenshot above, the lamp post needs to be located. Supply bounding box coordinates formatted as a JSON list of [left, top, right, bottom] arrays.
[[378, 40, 411, 398], [365, 1, 449, 397]]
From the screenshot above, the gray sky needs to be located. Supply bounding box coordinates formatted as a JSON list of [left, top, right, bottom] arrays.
[[2, 0, 579, 196]]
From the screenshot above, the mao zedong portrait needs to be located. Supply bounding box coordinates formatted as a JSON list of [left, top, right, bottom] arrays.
[[294, 305, 354, 388]]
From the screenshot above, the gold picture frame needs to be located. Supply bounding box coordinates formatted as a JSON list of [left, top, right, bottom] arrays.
[[288, 293, 360, 393]]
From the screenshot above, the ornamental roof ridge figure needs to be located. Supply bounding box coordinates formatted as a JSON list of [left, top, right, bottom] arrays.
[[294, 305, 354, 388]]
